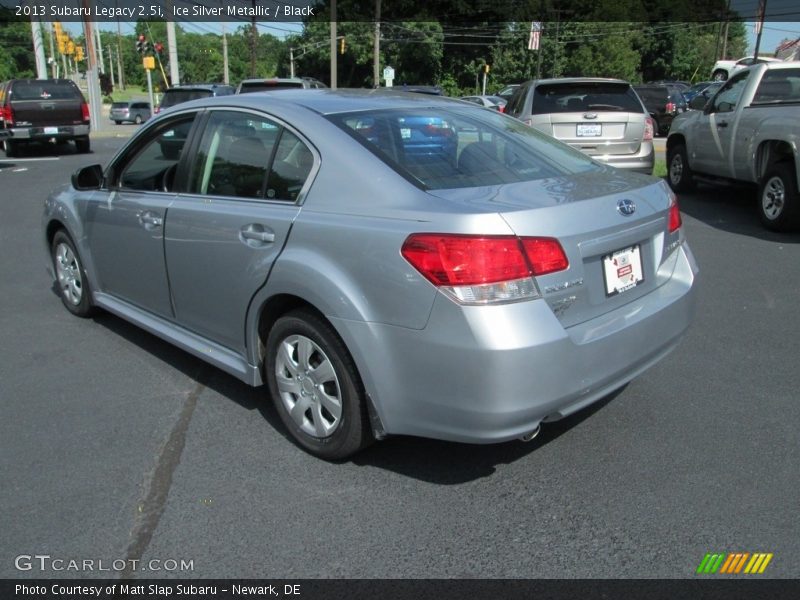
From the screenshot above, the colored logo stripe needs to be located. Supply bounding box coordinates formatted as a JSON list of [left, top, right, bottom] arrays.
[[697, 553, 773, 574]]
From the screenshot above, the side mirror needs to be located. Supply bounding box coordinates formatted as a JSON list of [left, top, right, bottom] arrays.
[[71, 164, 104, 190], [689, 96, 708, 111]]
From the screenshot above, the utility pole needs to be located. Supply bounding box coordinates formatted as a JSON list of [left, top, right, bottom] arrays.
[[289, 47, 295, 78], [47, 21, 58, 78], [250, 0, 258, 77], [31, 19, 48, 79], [330, 0, 337, 89], [116, 3, 125, 90], [94, 26, 105, 74], [752, 0, 767, 60], [166, 19, 179, 85], [372, 0, 381, 88], [81, 10, 103, 132], [108, 48, 116, 90], [222, 22, 229, 84]]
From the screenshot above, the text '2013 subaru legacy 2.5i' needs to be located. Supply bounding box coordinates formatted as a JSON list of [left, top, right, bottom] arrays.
[[44, 90, 698, 460]]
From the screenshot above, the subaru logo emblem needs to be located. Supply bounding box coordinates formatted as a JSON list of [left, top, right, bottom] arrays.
[[583, 112, 598, 119], [617, 199, 636, 216]]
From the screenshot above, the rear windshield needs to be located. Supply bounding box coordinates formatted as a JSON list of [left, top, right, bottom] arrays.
[[533, 83, 644, 114], [160, 89, 214, 108], [328, 106, 599, 190], [10, 81, 82, 101], [111, 102, 129, 109], [239, 81, 304, 93]]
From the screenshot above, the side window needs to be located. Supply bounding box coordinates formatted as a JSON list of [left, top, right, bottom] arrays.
[[712, 74, 749, 113], [189, 110, 312, 202], [117, 115, 196, 191]]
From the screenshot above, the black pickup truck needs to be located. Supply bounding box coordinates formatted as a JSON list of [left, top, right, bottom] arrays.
[[0, 79, 91, 157]]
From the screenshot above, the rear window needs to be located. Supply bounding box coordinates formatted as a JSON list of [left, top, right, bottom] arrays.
[[239, 81, 304, 93], [534, 83, 644, 115], [111, 102, 129, 109], [10, 81, 82, 101], [752, 69, 800, 104], [634, 87, 668, 103], [328, 106, 599, 190], [160, 89, 214, 108]]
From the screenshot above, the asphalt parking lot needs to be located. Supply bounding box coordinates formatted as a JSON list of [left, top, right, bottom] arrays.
[[1, 136, 798, 579]]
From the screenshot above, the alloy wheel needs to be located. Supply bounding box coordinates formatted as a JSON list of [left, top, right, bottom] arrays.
[[54, 242, 83, 306]]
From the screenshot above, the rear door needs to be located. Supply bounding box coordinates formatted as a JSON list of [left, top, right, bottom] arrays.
[[164, 109, 312, 353], [530, 82, 646, 158]]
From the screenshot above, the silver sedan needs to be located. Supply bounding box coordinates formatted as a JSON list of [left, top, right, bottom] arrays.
[[43, 89, 698, 459]]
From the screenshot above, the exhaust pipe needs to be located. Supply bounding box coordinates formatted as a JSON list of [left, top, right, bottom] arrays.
[[519, 425, 541, 443]]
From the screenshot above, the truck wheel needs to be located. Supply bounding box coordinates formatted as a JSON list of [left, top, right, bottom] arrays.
[[3, 138, 18, 158], [759, 162, 799, 232], [667, 143, 695, 192], [75, 137, 91, 154], [712, 70, 728, 82]]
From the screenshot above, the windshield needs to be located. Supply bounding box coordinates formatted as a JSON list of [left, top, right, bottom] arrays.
[[239, 81, 304, 93], [160, 89, 213, 108], [328, 106, 600, 190]]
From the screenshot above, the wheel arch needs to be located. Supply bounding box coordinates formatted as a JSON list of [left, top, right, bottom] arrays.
[[755, 139, 797, 183]]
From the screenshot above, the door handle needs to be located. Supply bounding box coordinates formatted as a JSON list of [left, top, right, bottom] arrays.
[[138, 211, 163, 228], [240, 224, 275, 246], [717, 121, 728, 128]]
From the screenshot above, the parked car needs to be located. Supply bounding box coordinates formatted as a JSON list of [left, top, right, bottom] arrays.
[[109, 101, 151, 125], [0, 78, 90, 157], [711, 56, 783, 81], [633, 83, 688, 136], [505, 77, 655, 174], [236, 77, 327, 94], [496, 84, 520, 102], [682, 81, 714, 103], [44, 89, 697, 459], [684, 81, 723, 107], [668, 61, 800, 231], [460, 95, 507, 111], [154, 83, 235, 114]]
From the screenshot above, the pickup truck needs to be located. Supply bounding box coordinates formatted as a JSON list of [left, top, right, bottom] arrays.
[[0, 79, 91, 157], [666, 62, 800, 231]]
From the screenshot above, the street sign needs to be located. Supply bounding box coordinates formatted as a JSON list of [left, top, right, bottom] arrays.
[[383, 66, 394, 88], [143, 56, 155, 70]]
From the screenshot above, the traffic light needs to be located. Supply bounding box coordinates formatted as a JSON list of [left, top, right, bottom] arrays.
[[154, 42, 163, 55], [136, 34, 145, 54], [339, 37, 346, 54], [66, 40, 75, 56], [53, 22, 62, 37], [58, 37, 68, 54], [75, 46, 84, 62], [143, 40, 151, 55], [483, 64, 490, 74]]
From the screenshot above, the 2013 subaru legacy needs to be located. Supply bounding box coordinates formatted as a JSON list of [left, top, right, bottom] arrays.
[[43, 89, 698, 460]]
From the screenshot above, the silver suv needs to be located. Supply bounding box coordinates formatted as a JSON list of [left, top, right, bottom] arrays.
[[505, 78, 655, 174]]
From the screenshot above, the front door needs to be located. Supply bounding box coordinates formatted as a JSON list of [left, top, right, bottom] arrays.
[[85, 113, 199, 318]]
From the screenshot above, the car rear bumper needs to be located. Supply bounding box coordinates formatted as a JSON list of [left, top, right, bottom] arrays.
[[7, 125, 90, 140], [333, 242, 698, 444], [589, 143, 655, 175]]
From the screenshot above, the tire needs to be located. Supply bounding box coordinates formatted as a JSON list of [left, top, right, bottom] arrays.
[[666, 143, 695, 192], [134, 115, 142, 125], [114, 120, 122, 125], [3, 138, 18, 158], [712, 70, 728, 82], [75, 137, 91, 154], [51, 230, 95, 317], [266, 309, 373, 460], [758, 162, 799, 232]]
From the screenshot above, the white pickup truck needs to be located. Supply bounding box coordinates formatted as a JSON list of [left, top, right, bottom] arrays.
[[666, 62, 800, 231]]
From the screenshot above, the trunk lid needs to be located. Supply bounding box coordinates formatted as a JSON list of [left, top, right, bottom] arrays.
[[429, 170, 680, 328], [533, 112, 644, 156]]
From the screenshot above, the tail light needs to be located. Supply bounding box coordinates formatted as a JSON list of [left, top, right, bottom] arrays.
[[668, 193, 682, 233], [81, 102, 90, 123], [1, 104, 14, 127], [401, 234, 568, 305], [498, 105, 505, 113], [643, 117, 654, 141], [665, 101, 676, 114], [154, 105, 161, 114]]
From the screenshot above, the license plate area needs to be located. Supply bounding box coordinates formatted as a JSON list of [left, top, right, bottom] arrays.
[[44, 126, 59, 135], [577, 123, 602, 137], [602, 245, 643, 296]]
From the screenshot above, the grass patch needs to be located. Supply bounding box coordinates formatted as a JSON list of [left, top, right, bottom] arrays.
[[653, 157, 667, 178], [102, 87, 152, 105]]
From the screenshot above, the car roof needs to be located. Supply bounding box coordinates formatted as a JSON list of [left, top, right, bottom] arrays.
[[524, 77, 632, 87], [165, 83, 234, 92], [175, 88, 465, 116]]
